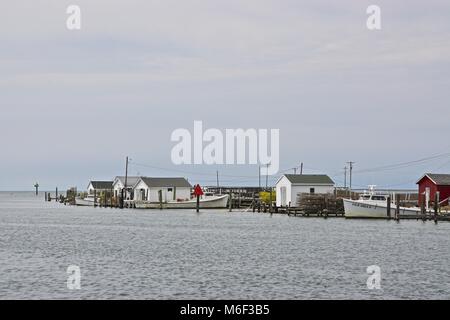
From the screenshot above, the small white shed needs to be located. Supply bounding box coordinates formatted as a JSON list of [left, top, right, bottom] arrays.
[[133, 177, 192, 202], [87, 181, 113, 194], [112, 176, 141, 200], [276, 174, 335, 207]]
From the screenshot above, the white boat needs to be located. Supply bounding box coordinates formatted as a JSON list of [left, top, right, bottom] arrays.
[[343, 186, 422, 218], [134, 194, 229, 209], [75, 195, 97, 207]]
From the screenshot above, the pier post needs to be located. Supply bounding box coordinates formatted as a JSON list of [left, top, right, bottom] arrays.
[[421, 193, 426, 222], [159, 190, 163, 210], [252, 192, 256, 212], [269, 189, 273, 213], [196, 194, 200, 213], [228, 190, 232, 212], [94, 190, 97, 208], [434, 192, 439, 224], [395, 194, 400, 221], [238, 191, 241, 209], [386, 196, 391, 219], [55, 187, 58, 201]]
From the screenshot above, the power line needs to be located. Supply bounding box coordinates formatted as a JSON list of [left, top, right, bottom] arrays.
[[354, 152, 450, 174]]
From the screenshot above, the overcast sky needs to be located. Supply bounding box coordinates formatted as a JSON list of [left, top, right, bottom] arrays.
[[1, 0, 450, 191]]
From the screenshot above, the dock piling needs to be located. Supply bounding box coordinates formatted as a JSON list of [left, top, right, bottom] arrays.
[[196, 194, 200, 213], [434, 192, 439, 224], [386, 196, 391, 219], [395, 194, 400, 222]]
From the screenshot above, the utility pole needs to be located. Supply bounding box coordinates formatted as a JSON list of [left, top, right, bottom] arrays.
[[300, 162, 303, 175], [344, 166, 347, 188], [123, 156, 129, 205], [258, 166, 261, 190], [34, 182, 39, 196], [347, 161, 354, 198], [216, 170, 219, 189], [293, 167, 297, 174]]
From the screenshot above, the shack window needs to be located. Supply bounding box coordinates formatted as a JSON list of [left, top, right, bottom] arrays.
[[168, 188, 173, 192], [310, 188, 315, 194]]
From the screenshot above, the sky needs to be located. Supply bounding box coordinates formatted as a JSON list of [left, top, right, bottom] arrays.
[[1, 0, 450, 191]]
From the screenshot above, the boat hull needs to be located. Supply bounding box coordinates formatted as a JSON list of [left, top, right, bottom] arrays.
[[343, 199, 421, 218], [135, 194, 229, 209], [75, 198, 96, 207]]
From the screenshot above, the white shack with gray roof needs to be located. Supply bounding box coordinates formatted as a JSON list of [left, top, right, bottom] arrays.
[[113, 176, 141, 199], [133, 177, 192, 202], [276, 174, 335, 207], [87, 181, 113, 194]]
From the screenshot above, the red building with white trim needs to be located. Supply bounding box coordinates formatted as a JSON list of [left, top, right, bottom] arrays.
[[416, 173, 450, 206]]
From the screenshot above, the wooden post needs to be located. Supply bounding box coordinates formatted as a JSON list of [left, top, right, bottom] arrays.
[[94, 189, 97, 207], [421, 193, 426, 221], [395, 194, 400, 221], [196, 194, 200, 213], [55, 187, 58, 201], [252, 192, 256, 212], [269, 188, 273, 213], [386, 196, 391, 219], [238, 191, 241, 209], [44, 192, 47, 202], [228, 190, 232, 212], [434, 192, 439, 223], [159, 190, 163, 210]]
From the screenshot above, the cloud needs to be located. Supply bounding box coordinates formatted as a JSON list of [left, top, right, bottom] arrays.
[[0, 0, 449, 190]]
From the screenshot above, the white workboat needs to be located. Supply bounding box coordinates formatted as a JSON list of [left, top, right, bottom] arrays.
[[343, 186, 422, 218], [75, 195, 97, 207], [135, 194, 229, 209]]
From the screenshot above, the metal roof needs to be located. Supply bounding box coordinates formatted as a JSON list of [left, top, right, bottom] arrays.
[[282, 174, 335, 185], [88, 181, 113, 189], [139, 177, 192, 188], [114, 176, 141, 188], [417, 173, 450, 186]]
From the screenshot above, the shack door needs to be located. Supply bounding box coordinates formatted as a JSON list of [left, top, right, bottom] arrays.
[[167, 188, 174, 201], [280, 187, 287, 206]]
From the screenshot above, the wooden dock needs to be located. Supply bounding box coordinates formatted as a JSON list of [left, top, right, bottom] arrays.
[[43, 186, 450, 222]]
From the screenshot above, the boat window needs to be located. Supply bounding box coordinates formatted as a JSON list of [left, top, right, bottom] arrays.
[[372, 196, 386, 201], [167, 188, 173, 192]]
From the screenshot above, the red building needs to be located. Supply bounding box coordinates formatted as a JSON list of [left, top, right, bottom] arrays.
[[416, 173, 450, 206]]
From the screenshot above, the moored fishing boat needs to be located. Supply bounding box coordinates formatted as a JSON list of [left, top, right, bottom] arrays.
[[135, 194, 229, 209], [343, 186, 422, 218], [75, 195, 97, 207]]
